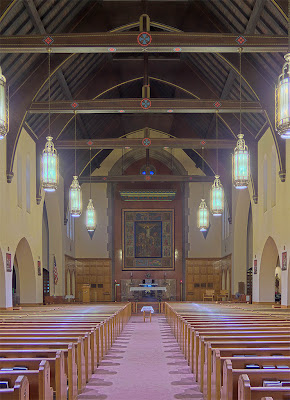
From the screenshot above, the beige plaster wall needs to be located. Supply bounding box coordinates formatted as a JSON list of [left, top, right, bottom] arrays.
[[252, 128, 290, 305], [0, 129, 43, 307], [0, 128, 70, 307]]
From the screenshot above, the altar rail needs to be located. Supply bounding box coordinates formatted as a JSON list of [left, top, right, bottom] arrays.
[[131, 302, 165, 314]]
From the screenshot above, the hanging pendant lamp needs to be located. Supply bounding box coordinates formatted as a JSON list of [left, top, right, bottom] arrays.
[[41, 49, 59, 192], [69, 176, 82, 217], [210, 112, 224, 215], [41, 136, 59, 192], [86, 147, 96, 234], [197, 146, 209, 231], [0, 66, 8, 139], [211, 175, 224, 216], [276, 2, 290, 138], [69, 113, 82, 216], [86, 198, 96, 232], [276, 53, 290, 138], [233, 48, 250, 189], [197, 199, 209, 231]]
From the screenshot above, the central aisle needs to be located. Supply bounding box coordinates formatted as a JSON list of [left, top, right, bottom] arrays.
[[78, 315, 204, 400]]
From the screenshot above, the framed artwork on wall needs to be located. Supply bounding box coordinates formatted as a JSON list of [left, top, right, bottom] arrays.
[[37, 261, 41, 276], [122, 209, 174, 270], [253, 259, 257, 274], [282, 251, 287, 271], [6, 253, 11, 272]]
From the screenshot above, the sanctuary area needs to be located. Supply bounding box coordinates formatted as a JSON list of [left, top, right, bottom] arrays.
[[0, 1, 290, 399]]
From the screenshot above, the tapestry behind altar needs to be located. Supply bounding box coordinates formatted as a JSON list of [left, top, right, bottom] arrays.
[[122, 209, 174, 270]]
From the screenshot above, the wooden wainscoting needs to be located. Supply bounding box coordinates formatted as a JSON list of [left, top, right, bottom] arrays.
[[185, 255, 231, 301], [65, 255, 112, 302]]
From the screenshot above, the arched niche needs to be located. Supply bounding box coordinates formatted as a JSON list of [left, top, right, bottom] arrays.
[[13, 237, 37, 304], [259, 236, 279, 303]]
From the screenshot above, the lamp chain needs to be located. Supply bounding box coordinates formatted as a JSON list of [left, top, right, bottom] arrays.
[[48, 49, 51, 137], [239, 47, 242, 136], [89, 147, 92, 199], [74, 111, 77, 176], [202, 146, 205, 198], [216, 111, 219, 175]]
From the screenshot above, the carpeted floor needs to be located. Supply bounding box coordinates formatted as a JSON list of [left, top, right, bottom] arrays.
[[78, 315, 204, 400]]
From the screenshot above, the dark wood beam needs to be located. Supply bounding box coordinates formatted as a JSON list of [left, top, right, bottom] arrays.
[[56, 138, 236, 150], [0, 32, 287, 53], [205, 0, 267, 139], [22, 0, 90, 141], [29, 98, 263, 114], [79, 175, 214, 183]]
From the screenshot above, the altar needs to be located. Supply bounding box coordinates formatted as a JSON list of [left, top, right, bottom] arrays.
[[129, 286, 167, 292], [121, 279, 176, 302]]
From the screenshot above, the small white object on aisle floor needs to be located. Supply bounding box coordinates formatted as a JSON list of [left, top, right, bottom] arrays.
[[141, 306, 154, 313], [141, 306, 154, 322]]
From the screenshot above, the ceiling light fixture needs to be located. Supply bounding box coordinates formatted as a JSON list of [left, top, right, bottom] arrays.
[[275, 0, 290, 138], [232, 48, 250, 189], [41, 49, 59, 192]]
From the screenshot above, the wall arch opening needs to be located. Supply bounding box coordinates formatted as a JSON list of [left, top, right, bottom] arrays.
[[13, 237, 36, 304], [259, 236, 279, 303]]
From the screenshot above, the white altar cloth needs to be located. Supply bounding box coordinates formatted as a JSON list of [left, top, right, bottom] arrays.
[[130, 286, 167, 291], [141, 306, 154, 313]]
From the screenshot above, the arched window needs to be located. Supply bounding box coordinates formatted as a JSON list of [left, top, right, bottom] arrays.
[[26, 155, 31, 213], [17, 154, 22, 208], [271, 145, 276, 207], [140, 164, 156, 176], [263, 156, 268, 213]]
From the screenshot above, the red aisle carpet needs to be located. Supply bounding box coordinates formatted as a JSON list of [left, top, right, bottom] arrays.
[[78, 315, 204, 400]]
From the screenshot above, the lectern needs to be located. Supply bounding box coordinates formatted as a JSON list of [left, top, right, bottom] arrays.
[[82, 284, 90, 303]]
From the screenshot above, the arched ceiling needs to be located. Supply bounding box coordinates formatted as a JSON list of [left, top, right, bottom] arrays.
[[0, 0, 288, 202]]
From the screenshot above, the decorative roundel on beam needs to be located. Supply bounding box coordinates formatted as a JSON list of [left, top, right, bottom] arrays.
[[141, 98, 151, 110], [71, 102, 79, 109], [213, 101, 221, 109], [87, 140, 93, 146], [137, 32, 152, 47], [142, 138, 151, 147], [200, 140, 206, 146], [43, 36, 54, 45], [236, 35, 247, 45], [145, 175, 151, 181], [173, 47, 182, 52], [108, 47, 116, 52]]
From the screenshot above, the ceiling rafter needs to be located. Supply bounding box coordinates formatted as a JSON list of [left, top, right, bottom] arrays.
[[205, 0, 268, 138], [22, 0, 90, 139]]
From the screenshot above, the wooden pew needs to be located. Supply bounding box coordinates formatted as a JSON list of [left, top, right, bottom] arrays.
[[0, 327, 95, 380], [0, 352, 67, 400], [0, 337, 86, 391], [0, 323, 103, 367], [0, 343, 77, 400], [238, 373, 290, 400], [0, 375, 29, 400], [222, 358, 290, 400], [203, 339, 290, 400], [212, 347, 290, 400], [198, 334, 290, 391], [0, 360, 53, 400], [164, 304, 290, 400], [0, 304, 131, 399]]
